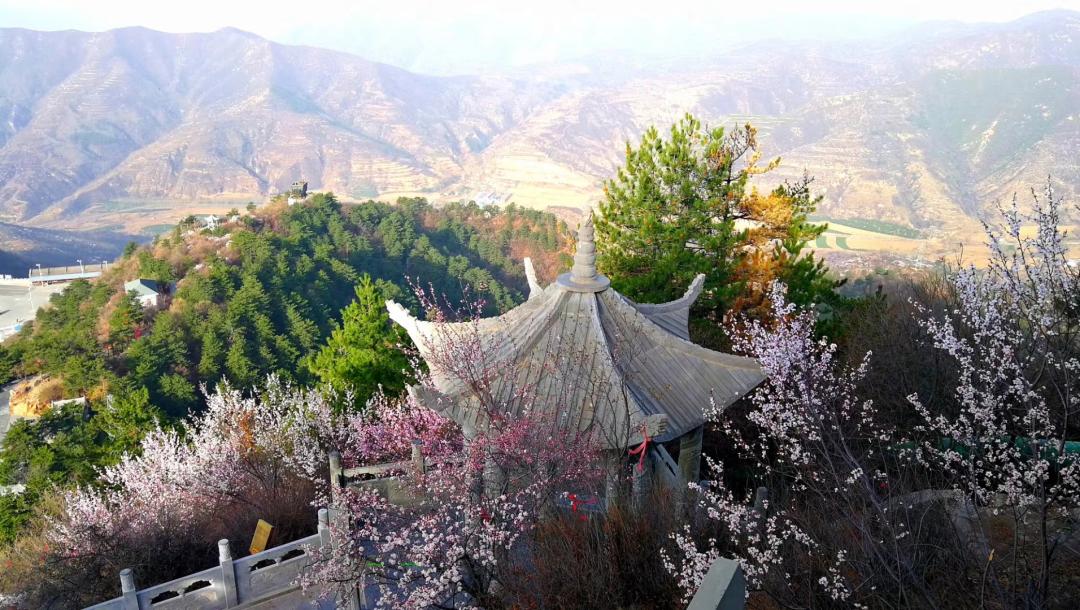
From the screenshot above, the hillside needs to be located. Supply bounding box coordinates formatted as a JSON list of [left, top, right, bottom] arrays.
[[0, 11, 1078, 245], [0, 193, 569, 542], [0, 249, 25, 275], [0, 223, 137, 276], [0, 195, 570, 416]]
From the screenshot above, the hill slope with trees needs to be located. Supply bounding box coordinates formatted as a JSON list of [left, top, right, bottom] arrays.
[[0, 193, 570, 542]]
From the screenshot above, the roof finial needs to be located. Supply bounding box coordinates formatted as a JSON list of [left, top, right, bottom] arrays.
[[557, 214, 610, 292], [571, 215, 597, 282]]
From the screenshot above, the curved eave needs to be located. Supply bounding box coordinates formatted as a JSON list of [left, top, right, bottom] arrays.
[[598, 289, 764, 439], [523, 257, 543, 300], [624, 274, 705, 341], [386, 293, 548, 366]]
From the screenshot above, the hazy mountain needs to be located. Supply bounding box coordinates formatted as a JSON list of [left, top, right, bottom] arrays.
[[0, 26, 565, 226], [1, 10, 1079, 240]]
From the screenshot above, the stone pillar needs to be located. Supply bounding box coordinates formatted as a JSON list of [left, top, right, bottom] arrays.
[[326, 453, 362, 610], [328, 451, 344, 506], [751, 486, 769, 531], [685, 557, 747, 610], [678, 426, 704, 484], [219, 539, 238, 607], [604, 453, 624, 512], [318, 508, 332, 549], [482, 454, 506, 498], [352, 577, 365, 610], [463, 438, 484, 505], [411, 439, 425, 476], [119, 568, 139, 610]]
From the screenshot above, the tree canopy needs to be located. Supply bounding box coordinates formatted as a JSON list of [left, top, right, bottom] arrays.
[[306, 275, 412, 408], [594, 114, 835, 343], [3, 194, 567, 416]]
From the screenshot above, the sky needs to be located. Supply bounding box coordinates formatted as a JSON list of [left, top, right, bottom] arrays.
[[1, 0, 1078, 74]]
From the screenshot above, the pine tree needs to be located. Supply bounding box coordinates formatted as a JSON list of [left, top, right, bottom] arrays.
[[225, 334, 257, 389], [307, 275, 411, 409], [595, 114, 834, 339], [197, 327, 225, 379], [107, 291, 144, 353]]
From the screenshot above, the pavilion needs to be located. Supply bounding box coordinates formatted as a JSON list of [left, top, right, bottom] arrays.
[[386, 216, 763, 485]]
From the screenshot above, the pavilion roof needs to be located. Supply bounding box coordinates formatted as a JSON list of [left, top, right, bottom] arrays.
[[387, 217, 763, 449]]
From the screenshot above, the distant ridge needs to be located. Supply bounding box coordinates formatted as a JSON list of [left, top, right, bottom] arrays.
[[0, 11, 1078, 240]]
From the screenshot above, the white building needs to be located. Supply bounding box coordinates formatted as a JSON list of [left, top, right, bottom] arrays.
[[124, 279, 165, 310]]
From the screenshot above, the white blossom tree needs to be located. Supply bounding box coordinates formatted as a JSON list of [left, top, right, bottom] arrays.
[[667, 181, 1080, 608], [909, 183, 1080, 606], [10, 378, 347, 608]]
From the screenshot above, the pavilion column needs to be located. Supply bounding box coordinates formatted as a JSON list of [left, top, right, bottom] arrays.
[[632, 460, 650, 509], [483, 453, 506, 498], [678, 425, 704, 484], [463, 437, 484, 505], [604, 452, 625, 512]]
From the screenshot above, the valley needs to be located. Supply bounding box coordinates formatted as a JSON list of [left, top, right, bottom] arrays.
[[0, 11, 1077, 269]]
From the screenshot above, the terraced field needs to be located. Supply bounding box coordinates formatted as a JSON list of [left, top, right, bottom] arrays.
[[86, 199, 252, 233], [811, 217, 1080, 268]]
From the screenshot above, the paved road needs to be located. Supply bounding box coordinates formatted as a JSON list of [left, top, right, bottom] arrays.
[[0, 283, 67, 339]]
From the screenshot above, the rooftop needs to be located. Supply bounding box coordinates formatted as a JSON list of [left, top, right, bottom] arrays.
[[387, 216, 763, 449], [124, 278, 161, 297]]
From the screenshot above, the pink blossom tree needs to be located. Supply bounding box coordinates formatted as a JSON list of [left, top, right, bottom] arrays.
[[307, 412, 602, 608], [303, 285, 606, 608]]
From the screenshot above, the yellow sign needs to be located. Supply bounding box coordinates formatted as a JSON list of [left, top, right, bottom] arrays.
[[249, 519, 273, 555]]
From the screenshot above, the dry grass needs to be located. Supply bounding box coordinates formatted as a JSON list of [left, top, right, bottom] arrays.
[[976, 509, 1080, 609], [9, 376, 64, 418], [811, 223, 1080, 266], [495, 489, 684, 609]]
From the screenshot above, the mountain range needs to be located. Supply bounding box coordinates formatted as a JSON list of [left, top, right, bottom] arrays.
[[1, 10, 1079, 241]]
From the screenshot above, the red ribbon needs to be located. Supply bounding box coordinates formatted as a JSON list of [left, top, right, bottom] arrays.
[[565, 493, 598, 520], [627, 424, 650, 472], [566, 493, 598, 512]]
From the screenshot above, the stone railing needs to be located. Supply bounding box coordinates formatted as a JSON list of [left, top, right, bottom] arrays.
[[328, 441, 433, 509], [83, 509, 331, 610], [80, 449, 749, 610]]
